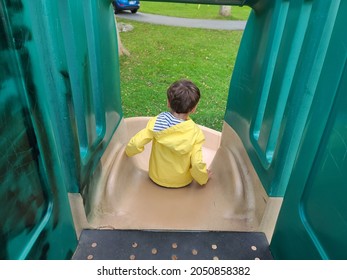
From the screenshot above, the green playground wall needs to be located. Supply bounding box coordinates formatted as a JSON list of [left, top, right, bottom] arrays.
[[225, 0, 347, 259]]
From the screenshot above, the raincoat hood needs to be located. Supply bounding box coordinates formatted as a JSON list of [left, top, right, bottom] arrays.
[[149, 117, 203, 155]]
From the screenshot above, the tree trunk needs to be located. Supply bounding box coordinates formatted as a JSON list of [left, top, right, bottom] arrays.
[[114, 17, 130, 56], [219, 6, 231, 17]]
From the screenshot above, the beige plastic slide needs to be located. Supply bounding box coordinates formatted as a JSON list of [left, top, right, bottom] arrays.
[[69, 117, 282, 243]]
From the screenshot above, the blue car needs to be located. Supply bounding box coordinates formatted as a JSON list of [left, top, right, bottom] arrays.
[[112, 0, 140, 14]]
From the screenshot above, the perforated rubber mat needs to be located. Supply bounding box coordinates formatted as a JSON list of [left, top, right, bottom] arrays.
[[72, 229, 273, 260]]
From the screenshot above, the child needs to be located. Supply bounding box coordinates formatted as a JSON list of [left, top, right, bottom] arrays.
[[125, 79, 211, 188]]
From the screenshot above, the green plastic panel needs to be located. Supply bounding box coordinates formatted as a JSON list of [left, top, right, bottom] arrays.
[[270, 1, 347, 259], [225, 0, 347, 258], [224, 0, 345, 197], [0, 0, 122, 259], [271, 62, 347, 259], [0, 0, 77, 259]]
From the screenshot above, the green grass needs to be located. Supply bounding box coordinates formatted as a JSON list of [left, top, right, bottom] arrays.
[[139, 2, 251, 20], [118, 4, 248, 131], [119, 19, 243, 131]]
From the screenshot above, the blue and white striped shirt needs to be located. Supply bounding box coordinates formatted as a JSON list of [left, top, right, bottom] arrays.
[[153, 112, 184, 132]]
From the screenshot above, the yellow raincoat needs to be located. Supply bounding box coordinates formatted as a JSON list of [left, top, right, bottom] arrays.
[[125, 116, 208, 188]]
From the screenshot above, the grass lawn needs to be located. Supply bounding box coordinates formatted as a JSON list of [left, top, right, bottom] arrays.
[[118, 5, 247, 131]]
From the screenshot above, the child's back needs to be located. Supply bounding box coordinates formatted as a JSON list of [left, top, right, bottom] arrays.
[[125, 80, 210, 188]]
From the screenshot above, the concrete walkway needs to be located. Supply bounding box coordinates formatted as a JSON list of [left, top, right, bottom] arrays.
[[115, 11, 247, 30]]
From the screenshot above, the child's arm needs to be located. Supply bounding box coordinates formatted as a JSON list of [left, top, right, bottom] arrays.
[[190, 130, 209, 185], [125, 125, 153, 157]]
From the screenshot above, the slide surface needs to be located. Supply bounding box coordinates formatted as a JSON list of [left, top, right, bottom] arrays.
[[83, 118, 272, 234]]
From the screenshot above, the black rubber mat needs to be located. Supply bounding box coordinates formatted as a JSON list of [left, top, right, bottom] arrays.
[[72, 229, 273, 260]]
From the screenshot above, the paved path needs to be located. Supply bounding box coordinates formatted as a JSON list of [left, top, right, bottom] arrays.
[[116, 12, 246, 30]]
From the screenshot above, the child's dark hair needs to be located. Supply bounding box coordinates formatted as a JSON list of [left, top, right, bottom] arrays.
[[167, 79, 201, 114]]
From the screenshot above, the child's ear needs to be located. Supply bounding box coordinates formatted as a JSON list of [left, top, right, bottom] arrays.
[[167, 99, 171, 108], [190, 105, 197, 113]]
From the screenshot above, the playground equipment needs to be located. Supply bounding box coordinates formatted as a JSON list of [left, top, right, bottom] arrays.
[[1, 0, 346, 259]]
